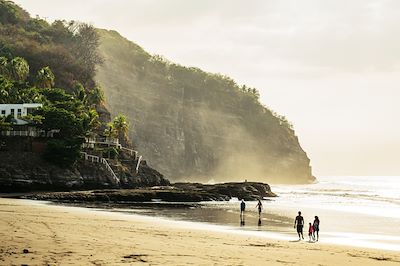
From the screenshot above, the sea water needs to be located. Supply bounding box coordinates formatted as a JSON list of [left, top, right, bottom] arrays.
[[265, 176, 400, 250], [89, 176, 400, 251]]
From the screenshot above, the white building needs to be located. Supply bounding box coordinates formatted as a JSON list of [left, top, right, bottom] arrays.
[[0, 103, 43, 125]]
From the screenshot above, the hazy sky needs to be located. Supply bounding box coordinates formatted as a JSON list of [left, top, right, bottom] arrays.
[[13, 0, 400, 176]]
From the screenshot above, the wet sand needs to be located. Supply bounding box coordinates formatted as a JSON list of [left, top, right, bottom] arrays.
[[0, 198, 399, 265]]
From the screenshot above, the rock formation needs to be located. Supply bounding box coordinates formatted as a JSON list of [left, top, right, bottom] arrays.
[[0, 151, 169, 192], [23, 182, 276, 202]]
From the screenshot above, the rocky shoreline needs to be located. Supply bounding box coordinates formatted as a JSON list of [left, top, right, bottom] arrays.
[[0, 152, 170, 193], [17, 182, 276, 203]]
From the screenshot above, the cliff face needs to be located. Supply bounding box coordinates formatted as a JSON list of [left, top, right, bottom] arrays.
[[96, 30, 314, 184], [0, 151, 169, 192]]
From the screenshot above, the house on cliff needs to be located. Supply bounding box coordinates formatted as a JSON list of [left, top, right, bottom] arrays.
[[0, 103, 59, 139], [0, 103, 42, 125]]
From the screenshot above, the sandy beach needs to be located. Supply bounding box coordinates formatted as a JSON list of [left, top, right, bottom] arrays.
[[0, 198, 399, 265]]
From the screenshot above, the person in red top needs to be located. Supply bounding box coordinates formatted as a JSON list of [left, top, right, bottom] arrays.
[[308, 222, 314, 241]]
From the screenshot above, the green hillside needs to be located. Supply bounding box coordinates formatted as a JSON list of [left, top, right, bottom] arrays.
[[0, 1, 169, 191], [96, 29, 314, 183], [0, 1, 102, 91], [0, 0, 104, 166]]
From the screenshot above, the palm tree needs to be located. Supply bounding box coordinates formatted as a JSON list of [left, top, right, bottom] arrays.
[[0, 57, 9, 77], [35, 66, 55, 88], [8, 57, 29, 82], [89, 86, 105, 106], [104, 122, 117, 139], [113, 114, 129, 145], [0, 87, 8, 101], [84, 109, 100, 134], [0, 76, 11, 103], [73, 82, 87, 105]]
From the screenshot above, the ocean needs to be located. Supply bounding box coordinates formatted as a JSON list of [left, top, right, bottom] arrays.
[[83, 176, 400, 251], [265, 176, 400, 250]]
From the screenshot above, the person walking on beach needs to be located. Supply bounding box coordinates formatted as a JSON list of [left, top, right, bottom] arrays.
[[256, 199, 263, 217], [240, 199, 246, 225], [240, 199, 246, 214], [313, 216, 320, 241], [308, 222, 314, 242], [294, 211, 304, 240]]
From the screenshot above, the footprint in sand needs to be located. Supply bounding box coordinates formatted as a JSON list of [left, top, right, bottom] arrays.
[[122, 254, 148, 263]]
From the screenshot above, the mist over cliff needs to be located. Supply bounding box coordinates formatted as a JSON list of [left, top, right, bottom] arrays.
[[96, 29, 314, 184]]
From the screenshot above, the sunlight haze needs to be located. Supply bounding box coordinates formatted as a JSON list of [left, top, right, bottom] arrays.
[[13, 0, 400, 176]]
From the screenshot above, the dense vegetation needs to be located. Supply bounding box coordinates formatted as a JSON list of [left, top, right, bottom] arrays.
[[0, 0, 101, 90], [0, 56, 100, 166], [0, 1, 104, 166]]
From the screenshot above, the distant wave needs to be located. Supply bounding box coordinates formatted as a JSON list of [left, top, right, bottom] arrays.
[[276, 190, 400, 206]]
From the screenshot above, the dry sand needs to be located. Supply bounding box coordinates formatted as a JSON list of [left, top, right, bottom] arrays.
[[0, 198, 399, 266]]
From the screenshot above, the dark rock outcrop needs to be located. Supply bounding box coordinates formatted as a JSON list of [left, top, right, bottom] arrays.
[[0, 152, 169, 192], [24, 182, 276, 203], [174, 182, 276, 201], [0, 152, 83, 192]]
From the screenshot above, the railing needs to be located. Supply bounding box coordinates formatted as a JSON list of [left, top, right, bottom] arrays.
[[1, 130, 40, 137], [0, 130, 59, 137], [86, 137, 119, 145], [85, 138, 121, 149], [81, 152, 100, 163], [80, 152, 120, 185], [84, 138, 138, 158], [121, 147, 138, 158], [136, 155, 142, 173], [100, 158, 120, 184], [83, 138, 142, 174]]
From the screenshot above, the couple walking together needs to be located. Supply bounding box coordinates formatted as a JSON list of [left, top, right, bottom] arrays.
[[294, 211, 320, 241]]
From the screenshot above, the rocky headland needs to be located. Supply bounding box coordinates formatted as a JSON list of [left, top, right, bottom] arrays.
[[96, 29, 315, 184], [20, 182, 276, 203], [0, 0, 314, 199]]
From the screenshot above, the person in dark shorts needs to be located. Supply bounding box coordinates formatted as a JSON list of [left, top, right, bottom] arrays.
[[294, 211, 304, 240], [240, 199, 246, 214], [240, 199, 246, 225], [313, 216, 320, 241]]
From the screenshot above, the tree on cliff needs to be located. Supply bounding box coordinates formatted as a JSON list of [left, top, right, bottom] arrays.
[[72, 82, 88, 105], [0, 75, 11, 101], [104, 122, 117, 139], [35, 66, 55, 88], [0, 57, 8, 77], [0, 56, 29, 82], [88, 85, 105, 106], [9, 57, 29, 82], [39, 85, 100, 166], [113, 114, 129, 146]]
